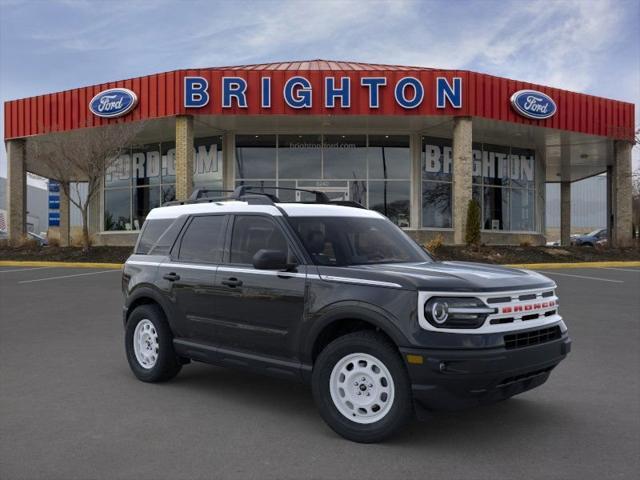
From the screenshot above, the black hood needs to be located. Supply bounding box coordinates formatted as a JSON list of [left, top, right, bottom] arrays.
[[323, 261, 555, 292]]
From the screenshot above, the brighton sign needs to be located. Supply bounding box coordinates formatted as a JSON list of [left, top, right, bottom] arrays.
[[510, 89, 557, 120], [89, 88, 138, 118], [183, 75, 463, 110]]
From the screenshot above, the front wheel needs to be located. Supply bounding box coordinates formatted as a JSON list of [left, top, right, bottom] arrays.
[[125, 304, 182, 382], [312, 331, 413, 443]]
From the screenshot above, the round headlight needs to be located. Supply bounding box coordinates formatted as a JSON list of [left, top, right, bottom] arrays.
[[431, 300, 449, 324]]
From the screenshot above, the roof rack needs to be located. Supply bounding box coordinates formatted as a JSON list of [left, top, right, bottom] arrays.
[[160, 185, 366, 209]]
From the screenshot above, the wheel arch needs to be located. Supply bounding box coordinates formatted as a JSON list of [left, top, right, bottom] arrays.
[[303, 303, 409, 366], [125, 286, 172, 328]]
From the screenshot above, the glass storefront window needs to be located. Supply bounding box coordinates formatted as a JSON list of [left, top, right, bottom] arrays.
[[510, 147, 535, 189], [236, 135, 276, 179], [510, 188, 535, 231], [369, 181, 410, 228], [104, 188, 131, 231], [482, 144, 510, 187], [368, 135, 410, 179], [132, 143, 161, 187], [483, 186, 509, 231], [422, 181, 452, 228], [422, 137, 452, 182], [322, 135, 367, 180], [278, 134, 322, 179], [105, 153, 131, 188], [133, 186, 160, 230], [194, 136, 223, 188], [161, 142, 176, 184]]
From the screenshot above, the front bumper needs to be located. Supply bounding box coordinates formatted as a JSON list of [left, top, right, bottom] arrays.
[[400, 333, 571, 411]]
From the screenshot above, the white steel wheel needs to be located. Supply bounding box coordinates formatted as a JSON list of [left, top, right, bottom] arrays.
[[133, 319, 159, 369], [329, 352, 395, 424]]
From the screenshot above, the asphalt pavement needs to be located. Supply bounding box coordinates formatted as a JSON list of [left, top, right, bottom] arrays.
[[0, 265, 639, 480]]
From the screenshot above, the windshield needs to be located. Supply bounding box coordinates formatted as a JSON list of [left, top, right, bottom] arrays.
[[587, 229, 603, 237], [287, 216, 431, 266]]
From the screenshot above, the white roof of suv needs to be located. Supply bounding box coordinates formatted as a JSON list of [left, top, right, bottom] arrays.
[[145, 201, 384, 221]]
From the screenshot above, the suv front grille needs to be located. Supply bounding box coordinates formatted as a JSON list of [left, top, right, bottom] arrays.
[[504, 326, 561, 350]]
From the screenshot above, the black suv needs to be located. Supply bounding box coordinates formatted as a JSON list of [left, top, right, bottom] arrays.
[[122, 187, 571, 443]]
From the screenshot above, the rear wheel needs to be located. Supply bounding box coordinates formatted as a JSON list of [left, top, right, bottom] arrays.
[[125, 304, 181, 382], [312, 331, 413, 443]]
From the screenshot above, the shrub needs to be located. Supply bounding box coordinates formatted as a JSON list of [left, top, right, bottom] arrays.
[[519, 240, 532, 247], [465, 199, 481, 246], [425, 234, 444, 253]]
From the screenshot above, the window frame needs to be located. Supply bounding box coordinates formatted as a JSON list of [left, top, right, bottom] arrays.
[[171, 213, 230, 265]]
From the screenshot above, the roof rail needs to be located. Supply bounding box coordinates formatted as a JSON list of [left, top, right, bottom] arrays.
[[237, 185, 331, 203], [188, 189, 234, 201]]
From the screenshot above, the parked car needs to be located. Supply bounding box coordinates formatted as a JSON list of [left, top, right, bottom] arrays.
[[27, 231, 48, 246], [572, 228, 607, 247], [122, 187, 571, 443]]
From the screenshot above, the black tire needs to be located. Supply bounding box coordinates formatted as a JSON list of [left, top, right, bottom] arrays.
[[312, 331, 413, 443], [125, 304, 182, 382]]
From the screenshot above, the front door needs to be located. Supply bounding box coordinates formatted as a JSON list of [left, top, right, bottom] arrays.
[[207, 214, 307, 359]]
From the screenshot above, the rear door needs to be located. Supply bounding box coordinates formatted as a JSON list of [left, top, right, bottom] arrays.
[[208, 214, 307, 358], [158, 214, 229, 340]]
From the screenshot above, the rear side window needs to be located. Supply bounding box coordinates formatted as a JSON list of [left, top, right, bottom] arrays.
[[136, 219, 174, 254], [229, 216, 289, 264], [178, 215, 227, 263]]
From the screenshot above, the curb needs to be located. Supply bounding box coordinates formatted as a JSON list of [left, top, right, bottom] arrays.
[[1, 260, 639, 270], [0, 260, 123, 269]]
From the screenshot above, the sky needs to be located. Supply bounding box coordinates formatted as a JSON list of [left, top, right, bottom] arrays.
[[1, 0, 639, 180]]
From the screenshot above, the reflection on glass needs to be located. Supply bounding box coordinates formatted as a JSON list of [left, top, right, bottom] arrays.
[[510, 189, 535, 231], [422, 182, 452, 228], [236, 135, 276, 179], [161, 185, 176, 204], [484, 186, 509, 230], [422, 137, 452, 182], [106, 153, 131, 188], [510, 147, 535, 188], [194, 136, 223, 187], [104, 189, 131, 231], [133, 186, 160, 230], [161, 142, 176, 184], [369, 181, 410, 227], [323, 135, 366, 179], [482, 144, 510, 187], [368, 135, 410, 180], [278, 134, 322, 179], [132, 144, 161, 187]]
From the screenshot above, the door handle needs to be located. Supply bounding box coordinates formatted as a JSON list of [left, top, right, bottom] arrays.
[[163, 272, 180, 282], [221, 277, 243, 288]]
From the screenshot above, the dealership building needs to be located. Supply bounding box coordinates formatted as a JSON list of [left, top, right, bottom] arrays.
[[3, 60, 635, 246]]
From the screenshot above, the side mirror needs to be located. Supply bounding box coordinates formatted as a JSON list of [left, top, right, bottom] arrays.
[[252, 249, 289, 270]]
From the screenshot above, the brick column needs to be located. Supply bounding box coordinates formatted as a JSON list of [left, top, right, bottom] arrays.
[[409, 133, 422, 229], [611, 141, 633, 247], [6, 139, 27, 244], [560, 181, 571, 246], [452, 117, 473, 244], [222, 132, 235, 191], [175, 115, 194, 201], [59, 182, 70, 247]]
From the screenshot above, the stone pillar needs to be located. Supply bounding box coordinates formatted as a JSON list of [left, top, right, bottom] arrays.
[[6, 139, 27, 244], [175, 115, 194, 201], [59, 182, 70, 247], [222, 132, 235, 192], [452, 117, 473, 244], [409, 133, 422, 229], [611, 141, 633, 247], [560, 181, 571, 246]]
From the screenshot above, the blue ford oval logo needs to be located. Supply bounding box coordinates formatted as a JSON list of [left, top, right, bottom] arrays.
[[510, 89, 556, 120], [89, 88, 138, 118]]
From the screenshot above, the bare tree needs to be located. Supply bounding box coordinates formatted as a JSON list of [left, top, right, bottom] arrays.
[[27, 121, 144, 251]]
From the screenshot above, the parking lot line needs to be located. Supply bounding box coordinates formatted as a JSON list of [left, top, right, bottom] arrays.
[[17, 270, 120, 284], [537, 271, 624, 283], [0, 266, 56, 273], [599, 267, 640, 273]]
